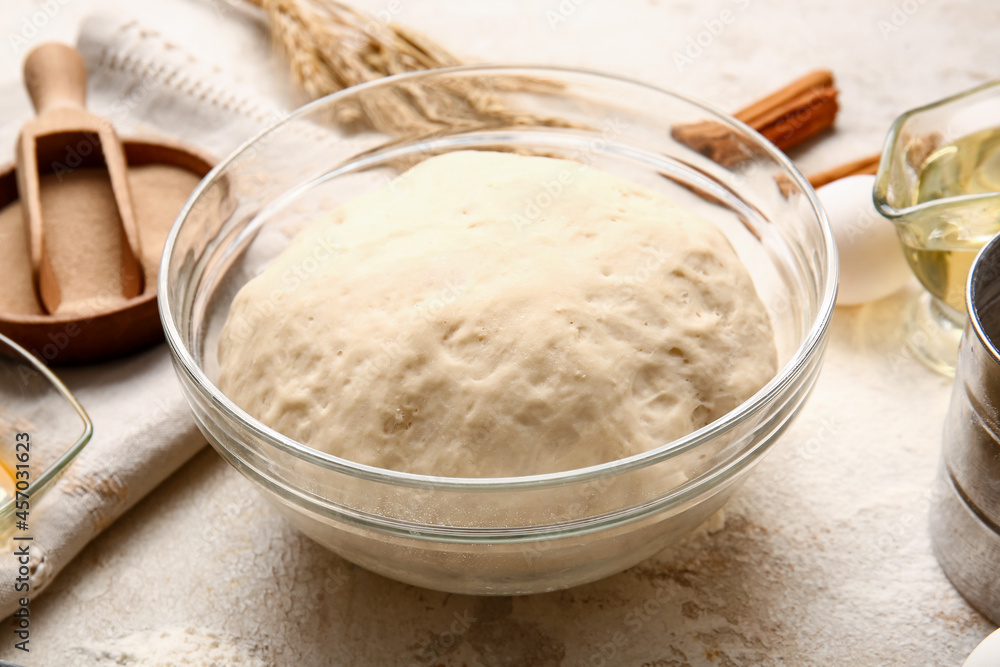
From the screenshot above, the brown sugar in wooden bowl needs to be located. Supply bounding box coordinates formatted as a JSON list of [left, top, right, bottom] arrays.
[[0, 138, 214, 364]]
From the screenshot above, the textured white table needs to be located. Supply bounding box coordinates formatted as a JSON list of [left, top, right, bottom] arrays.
[[1, 0, 998, 664]]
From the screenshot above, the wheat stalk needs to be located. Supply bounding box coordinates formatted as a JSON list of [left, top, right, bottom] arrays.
[[241, 0, 569, 134]]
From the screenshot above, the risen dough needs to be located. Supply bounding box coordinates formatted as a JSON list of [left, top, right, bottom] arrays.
[[218, 151, 777, 477]]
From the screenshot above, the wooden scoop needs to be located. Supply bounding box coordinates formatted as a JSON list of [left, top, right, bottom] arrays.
[[0, 40, 219, 364], [0, 139, 216, 364], [15, 42, 143, 315]]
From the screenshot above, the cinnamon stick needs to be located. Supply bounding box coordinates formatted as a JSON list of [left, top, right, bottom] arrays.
[[807, 153, 881, 188], [672, 69, 839, 167], [734, 70, 834, 126], [752, 86, 839, 151]]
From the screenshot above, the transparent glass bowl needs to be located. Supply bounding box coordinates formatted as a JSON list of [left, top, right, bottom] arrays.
[[0, 333, 92, 534], [160, 67, 836, 594]]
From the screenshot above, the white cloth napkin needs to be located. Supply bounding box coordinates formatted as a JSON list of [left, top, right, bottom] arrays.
[[0, 11, 284, 619]]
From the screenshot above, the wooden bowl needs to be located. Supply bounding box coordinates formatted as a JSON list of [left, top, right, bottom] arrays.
[[0, 138, 214, 364]]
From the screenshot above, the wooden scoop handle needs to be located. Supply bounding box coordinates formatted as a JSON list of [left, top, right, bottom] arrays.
[[23, 42, 88, 116]]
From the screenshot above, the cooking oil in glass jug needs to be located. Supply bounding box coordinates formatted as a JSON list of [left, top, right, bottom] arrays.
[[875, 82, 1000, 376]]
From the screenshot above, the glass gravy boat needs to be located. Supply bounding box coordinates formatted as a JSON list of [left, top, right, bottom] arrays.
[[875, 80, 1000, 376]]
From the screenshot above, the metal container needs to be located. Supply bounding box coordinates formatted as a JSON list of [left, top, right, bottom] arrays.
[[932, 232, 1000, 624]]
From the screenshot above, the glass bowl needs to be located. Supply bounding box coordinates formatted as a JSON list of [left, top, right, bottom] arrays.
[[0, 333, 92, 535], [160, 66, 836, 595]]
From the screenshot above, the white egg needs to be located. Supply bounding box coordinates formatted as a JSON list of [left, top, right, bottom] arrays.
[[815, 174, 912, 306], [964, 627, 1000, 667]]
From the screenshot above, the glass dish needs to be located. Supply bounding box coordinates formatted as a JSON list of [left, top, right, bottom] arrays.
[[0, 333, 92, 534], [160, 66, 836, 594], [874, 80, 1000, 376]]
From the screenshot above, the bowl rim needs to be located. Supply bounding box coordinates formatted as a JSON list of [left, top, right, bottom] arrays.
[[160, 64, 837, 491], [0, 333, 93, 523]]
